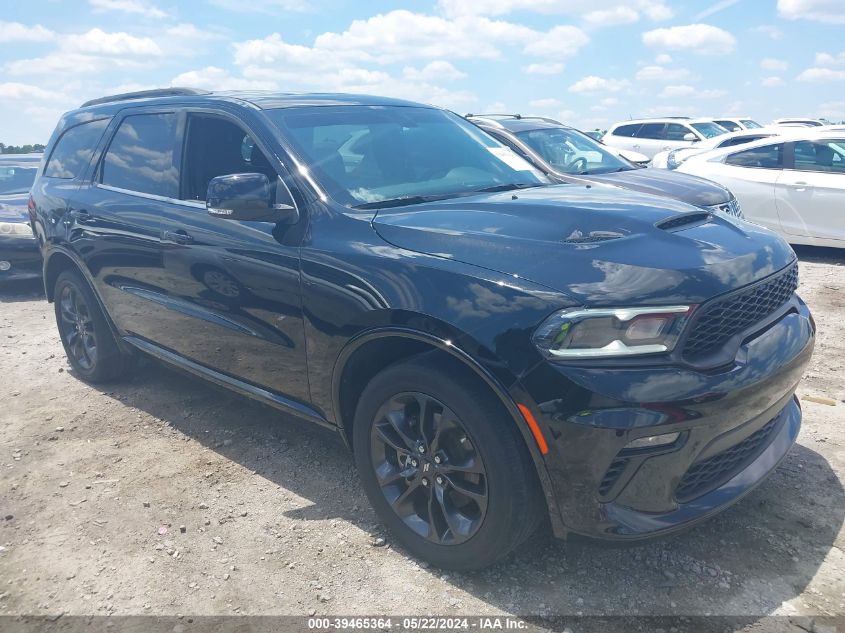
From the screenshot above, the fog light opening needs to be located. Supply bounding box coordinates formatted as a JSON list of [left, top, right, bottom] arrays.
[[624, 431, 680, 450], [0, 261, 11, 272]]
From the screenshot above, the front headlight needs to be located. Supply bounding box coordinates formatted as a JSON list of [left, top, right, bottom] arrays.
[[0, 222, 34, 238], [533, 306, 694, 359]]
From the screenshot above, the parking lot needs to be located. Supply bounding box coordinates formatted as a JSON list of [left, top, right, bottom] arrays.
[[1, 247, 843, 627]]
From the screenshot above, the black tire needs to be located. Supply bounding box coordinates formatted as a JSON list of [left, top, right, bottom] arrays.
[[53, 270, 132, 383], [353, 354, 544, 570]]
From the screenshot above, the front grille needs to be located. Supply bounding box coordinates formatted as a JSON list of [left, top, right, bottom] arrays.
[[598, 456, 629, 497], [675, 416, 781, 502], [707, 198, 744, 218], [682, 263, 798, 360]]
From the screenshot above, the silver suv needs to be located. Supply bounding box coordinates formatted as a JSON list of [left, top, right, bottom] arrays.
[[603, 117, 728, 159]]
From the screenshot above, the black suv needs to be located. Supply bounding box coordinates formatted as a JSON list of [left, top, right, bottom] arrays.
[[31, 89, 814, 570], [467, 115, 744, 218]]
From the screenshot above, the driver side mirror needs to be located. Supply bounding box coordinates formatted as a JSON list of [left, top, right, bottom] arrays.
[[683, 133, 699, 142], [207, 173, 299, 224]]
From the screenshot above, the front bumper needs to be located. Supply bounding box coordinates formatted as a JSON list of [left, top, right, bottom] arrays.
[[522, 296, 814, 540], [0, 237, 41, 282]]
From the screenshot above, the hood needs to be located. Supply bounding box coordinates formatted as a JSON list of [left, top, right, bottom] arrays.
[[371, 185, 795, 306], [580, 168, 731, 207], [0, 193, 29, 223]]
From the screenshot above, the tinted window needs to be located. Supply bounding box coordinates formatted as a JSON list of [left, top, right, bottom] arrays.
[[792, 139, 845, 173], [690, 122, 727, 138], [266, 106, 547, 208], [665, 123, 693, 141], [44, 119, 109, 179], [612, 124, 641, 137], [718, 135, 769, 148], [517, 127, 630, 175], [0, 164, 38, 195], [636, 123, 665, 139], [714, 120, 741, 132], [725, 143, 784, 169], [101, 113, 178, 198], [182, 115, 277, 201], [741, 119, 762, 129]]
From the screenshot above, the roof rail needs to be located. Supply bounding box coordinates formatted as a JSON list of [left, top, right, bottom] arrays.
[[466, 113, 564, 126], [80, 88, 211, 108]]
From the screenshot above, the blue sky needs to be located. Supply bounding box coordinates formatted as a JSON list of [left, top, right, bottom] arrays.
[[2, 0, 844, 145]]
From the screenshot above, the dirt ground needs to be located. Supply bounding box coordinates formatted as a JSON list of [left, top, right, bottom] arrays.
[[1, 246, 844, 631]]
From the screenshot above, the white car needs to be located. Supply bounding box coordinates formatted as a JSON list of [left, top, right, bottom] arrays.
[[676, 131, 845, 247], [712, 117, 763, 132], [651, 127, 786, 169], [771, 118, 828, 128], [603, 117, 729, 160]]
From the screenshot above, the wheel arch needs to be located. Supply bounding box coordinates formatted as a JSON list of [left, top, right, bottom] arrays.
[[331, 326, 565, 536]]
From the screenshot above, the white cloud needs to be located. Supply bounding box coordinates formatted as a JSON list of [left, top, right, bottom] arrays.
[[402, 60, 466, 81], [583, 6, 639, 26], [814, 51, 845, 66], [0, 82, 68, 102], [694, 0, 740, 20], [529, 98, 561, 108], [654, 53, 672, 64], [819, 100, 845, 120], [0, 21, 55, 42], [760, 58, 788, 71], [761, 76, 784, 87], [209, 0, 310, 13], [797, 67, 845, 82], [777, 0, 845, 24], [642, 23, 736, 55], [88, 0, 167, 19], [568, 75, 630, 94], [659, 84, 695, 98], [523, 25, 590, 57], [62, 28, 163, 57], [635, 65, 691, 82], [171, 66, 276, 90], [436, 0, 672, 21], [524, 62, 564, 74], [752, 24, 783, 40]]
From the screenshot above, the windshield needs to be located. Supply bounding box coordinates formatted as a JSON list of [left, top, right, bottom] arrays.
[[690, 122, 728, 139], [0, 165, 38, 195], [515, 127, 631, 175], [741, 119, 762, 129], [264, 106, 548, 207]]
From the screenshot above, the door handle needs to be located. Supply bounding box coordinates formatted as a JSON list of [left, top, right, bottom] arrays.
[[790, 181, 810, 191], [632, 144, 641, 149], [162, 229, 194, 244]]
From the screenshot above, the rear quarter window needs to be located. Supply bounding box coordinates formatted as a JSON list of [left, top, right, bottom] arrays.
[[612, 124, 642, 137], [44, 119, 109, 179]]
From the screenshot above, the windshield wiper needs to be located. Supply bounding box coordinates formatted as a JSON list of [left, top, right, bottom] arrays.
[[474, 182, 543, 193], [352, 194, 455, 210]]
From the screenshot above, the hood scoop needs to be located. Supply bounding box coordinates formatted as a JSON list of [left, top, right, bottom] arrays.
[[656, 211, 712, 232], [562, 230, 624, 244]]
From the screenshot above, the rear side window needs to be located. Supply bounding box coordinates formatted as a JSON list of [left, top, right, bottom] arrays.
[[637, 123, 665, 139], [612, 124, 641, 137], [665, 123, 692, 141], [44, 119, 109, 179], [101, 113, 178, 198], [725, 143, 784, 169]]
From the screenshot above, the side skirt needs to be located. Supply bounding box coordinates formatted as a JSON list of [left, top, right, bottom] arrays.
[[123, 335, 335, 432]]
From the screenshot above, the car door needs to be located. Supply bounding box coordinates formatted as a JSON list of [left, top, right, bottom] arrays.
[[630, 123, 667, 159], [775, 138, 845, 242], [67, 108, 183, 343], [717, 143, 785, 234], [664, 123, 698, 153], [155, 109, 310, 403]]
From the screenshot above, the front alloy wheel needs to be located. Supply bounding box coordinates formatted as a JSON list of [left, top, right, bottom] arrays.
[[58, 283, 98, 371], [370, 392, 488, 545]]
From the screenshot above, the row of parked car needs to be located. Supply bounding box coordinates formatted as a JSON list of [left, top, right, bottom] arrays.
[[0, 88, 821, 570]]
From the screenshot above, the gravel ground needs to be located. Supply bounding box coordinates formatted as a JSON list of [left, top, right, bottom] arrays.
[[1, 246, 844, 631]]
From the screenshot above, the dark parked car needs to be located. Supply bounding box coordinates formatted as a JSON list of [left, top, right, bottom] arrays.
[[0, 153, 41, 281], [32, 89, 814, 569], [467, 115, 744, 218]]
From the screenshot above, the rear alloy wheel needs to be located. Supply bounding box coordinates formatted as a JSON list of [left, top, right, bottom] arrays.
[[54, 270, 132, 383], [353, 354, 544, 570]]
